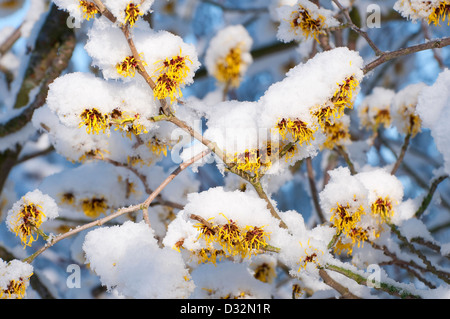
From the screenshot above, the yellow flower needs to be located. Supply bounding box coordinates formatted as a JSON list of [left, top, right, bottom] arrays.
[[155, 53, 192, 83], [331, 76, 359, 115], [194, 214, 270, 262], [428, 1, 450, 26], [297, 240, 324, 271], [215, 46, 244, 87], [396, 104, 422, 137], [0, 277, 30, 299], [116, 55, 146, 78], [111, 110, 148, 138], [252, 262, 276, 284], [60, 192, 75, 205], [79, 1, 98, 21], [81, 197, 108, 218], [124, 2, 144, 27], [228, 148, 272, 178], [153, 53, 191, 103], [154, 73, 182, 103], [290, 5, 327, 42], [78, 148, 109, 162], [330, 203, 365, 235], [147, 138, 171, 157], [11, 201, 45, 248], [79, 108, 109, 135], [321, 121, 351, 150], [371, 196, 394, 223], [276, 118, 317, 145], [374, 108, 391, 129]]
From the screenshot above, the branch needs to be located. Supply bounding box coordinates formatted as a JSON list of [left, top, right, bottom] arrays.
[[415, 175, 449, 218], [325, 264, 421, 299], [334, 145, 357, 175], [390, 132, 411, 175], [318, 268, 360, 299], [306, 157, 326, 224], [363, 36, 450, 74], [23, 149, 211, 264], [332, 0, 382, 56]]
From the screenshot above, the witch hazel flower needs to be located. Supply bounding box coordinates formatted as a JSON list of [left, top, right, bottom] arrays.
[[394, 0, 450, 26], [320, 167, 404, 256], [358, 87, 395, 132], [85, 19, 200, 102], [276, 0, 339, 43], [204, 25, 253, 89], [391, 83, 427, 137], [6, 190, 58, 248], [163, 187, 283, 265], [0, 259, 34, 299], [53, 0, 154, 26]]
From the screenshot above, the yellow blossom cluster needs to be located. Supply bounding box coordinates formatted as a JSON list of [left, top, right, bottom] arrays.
[[192, 214, 270, 264], [215, 46, 245, 88], [79, 0, 98, 21], [10, 201, 46, 248], [79, 107, 147, 138], [290, 5, 327, 42], [124, 2, 144, 27], [329, 195, 396, 256], [153, 53, 192, 103]]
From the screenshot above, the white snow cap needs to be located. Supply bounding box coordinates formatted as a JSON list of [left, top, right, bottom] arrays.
[[394, 0, 443, 22], [83, 221, 194, 298], [276, 0, 339, 43], [417, 69, 450, 175], [52, 0, 154, 24], [85, 17, 200, 83]]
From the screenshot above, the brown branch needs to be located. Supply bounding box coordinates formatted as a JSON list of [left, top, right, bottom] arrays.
[[318, 269, 360, 299], [306, 157, 326, 224], [390, 132, 411, 175], [332, 0, 382, 56], [363, 37, 450, 74]]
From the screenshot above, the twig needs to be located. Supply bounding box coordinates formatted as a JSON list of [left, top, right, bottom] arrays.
[[389, 223, 450, 284], [415, 175, 449, 218], [0, 23, 22, 57], [318, 268, 360, 299], [306, 157, 326, 224], [334, 145, 357, 175], [390, 132, 411, 175], [363, 36, 450, 74], [332, 0, 382, 56], [325, 264, 421, 299]]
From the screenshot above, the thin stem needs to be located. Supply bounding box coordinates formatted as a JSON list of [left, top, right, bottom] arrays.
[[415, 175, 449, 218], [332, 0, 382, 56], [334, 145, 357, 175], [391, 132, 411, 175], [318, 269, 360, 299], [363, 36, 450, 74], [306, 157, 326, 224], [250, 179, 288, 229], [325, 264, 421, 299], [389, 223, 450, 284]]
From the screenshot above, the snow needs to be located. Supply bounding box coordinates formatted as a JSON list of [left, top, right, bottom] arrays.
[[82, 220, 194, 298], [417, 69, 450, 175]]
